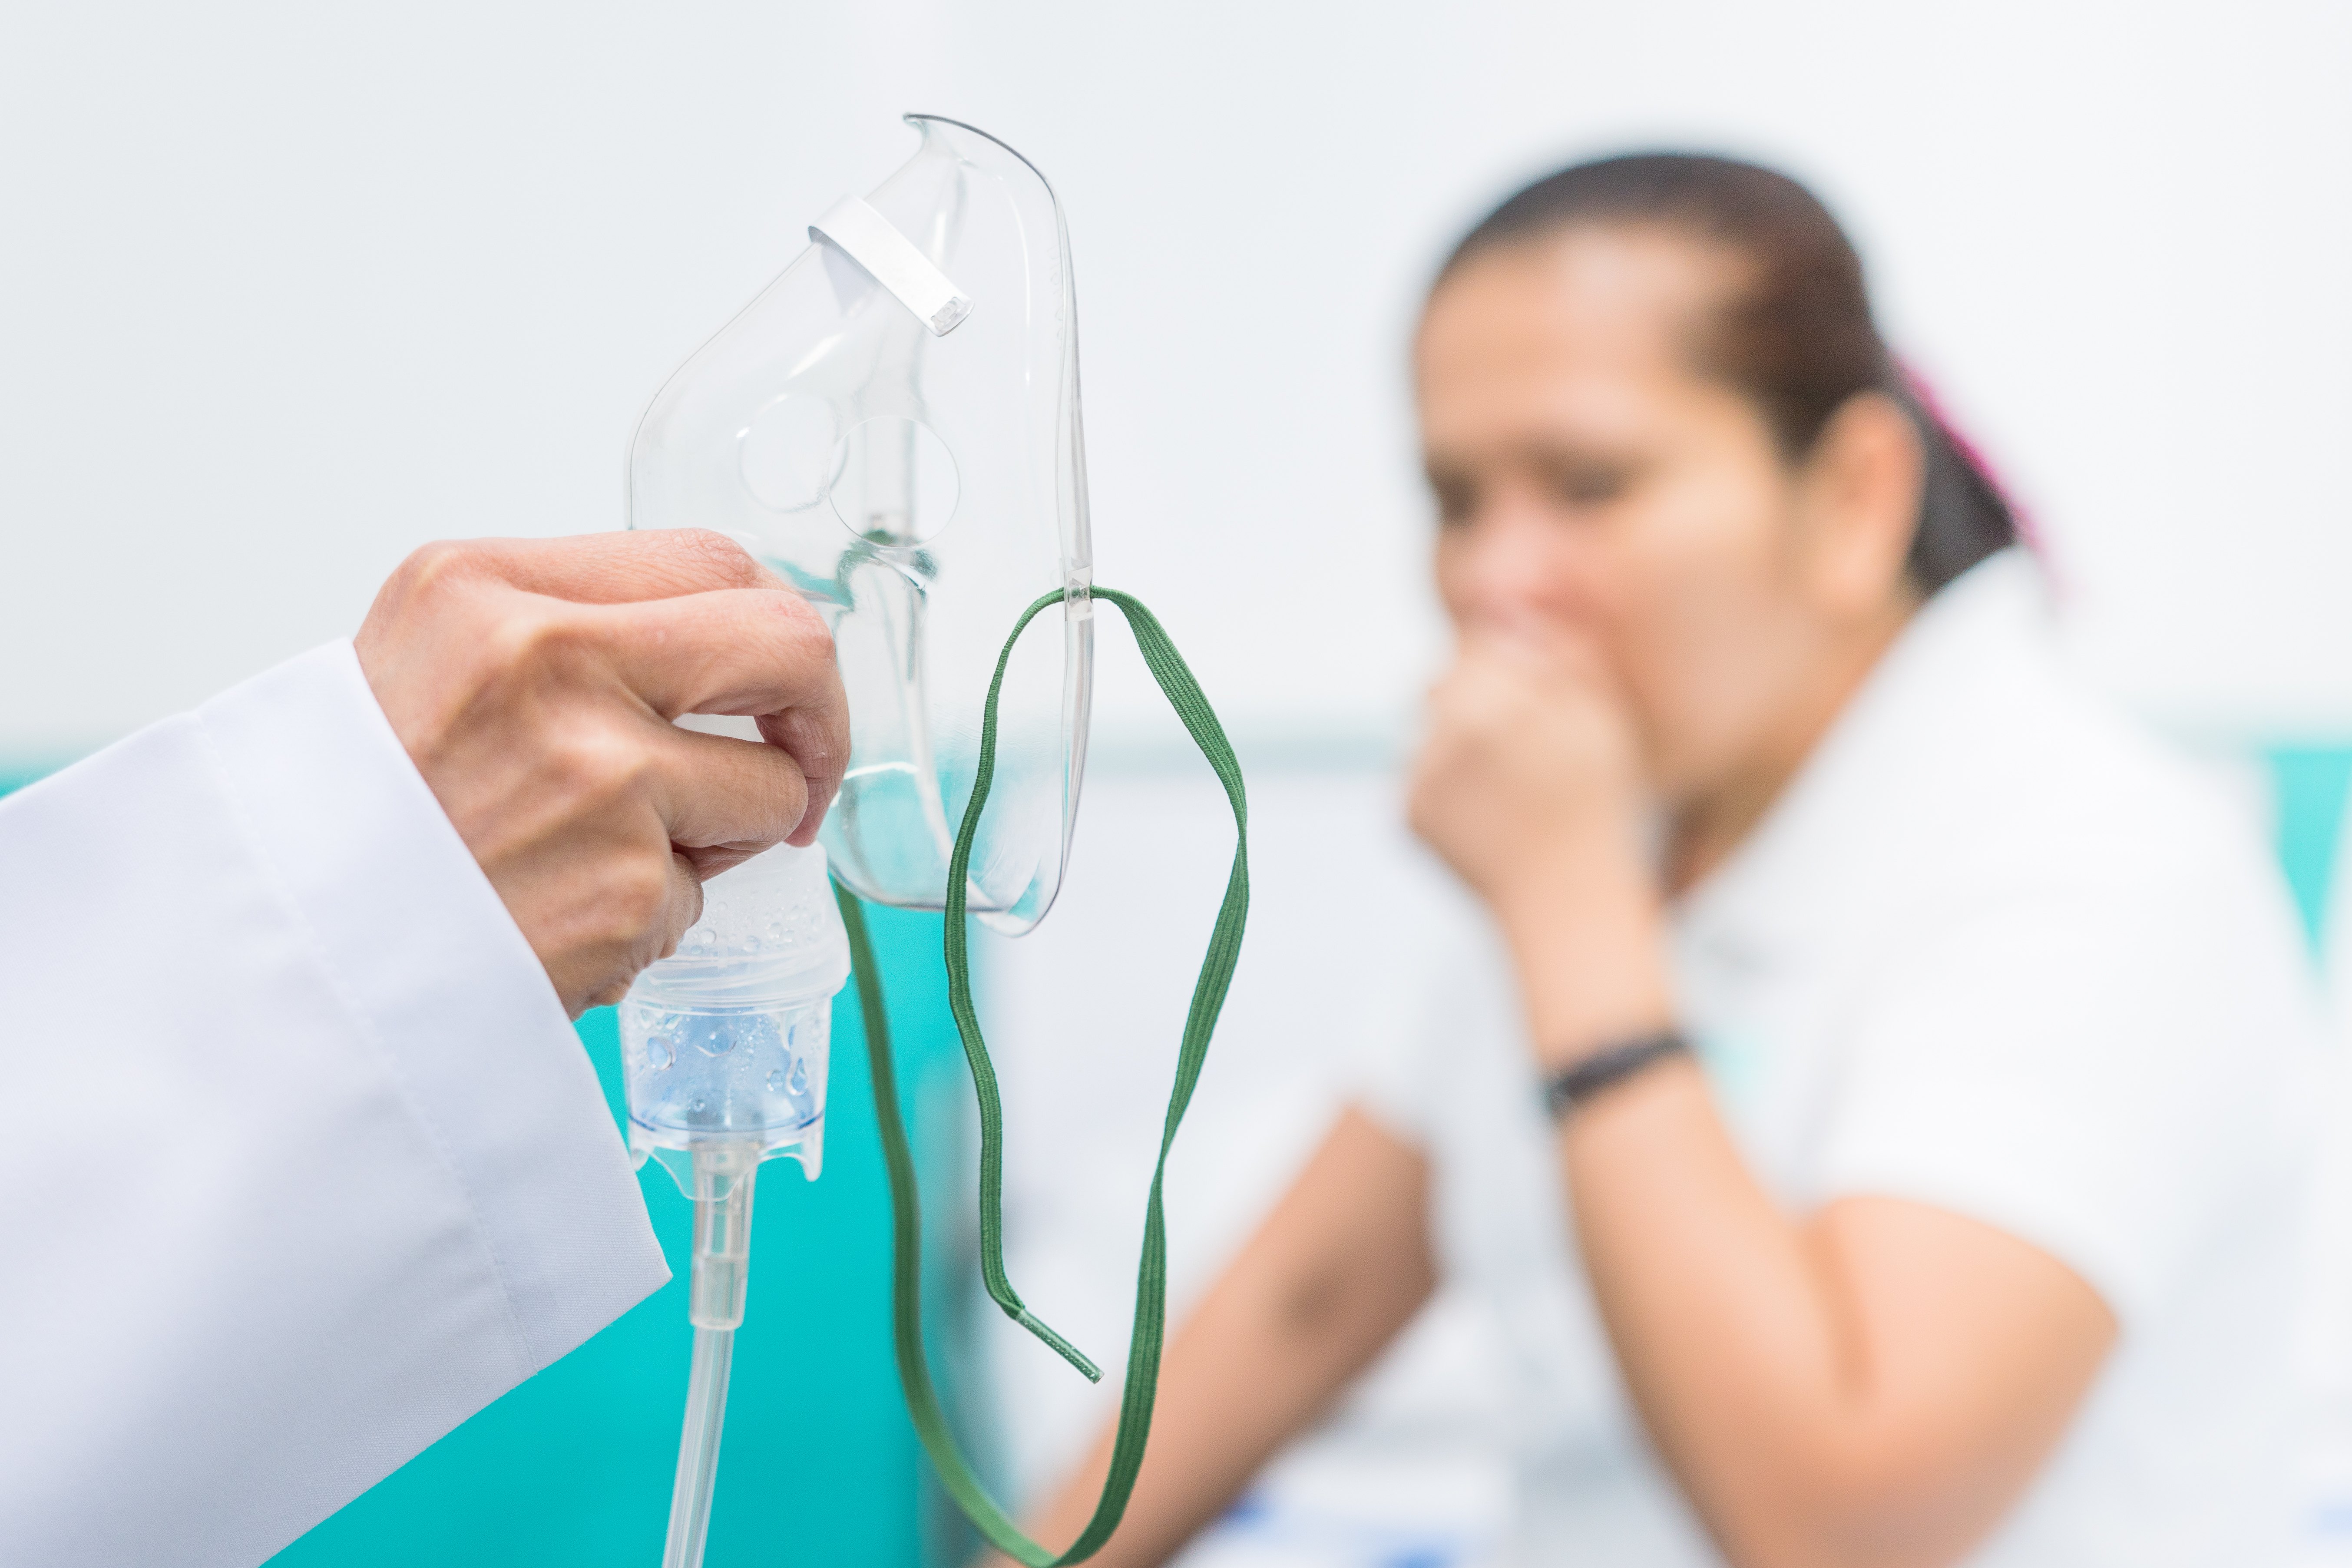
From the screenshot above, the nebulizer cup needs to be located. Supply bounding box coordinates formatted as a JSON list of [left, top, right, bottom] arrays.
[[619, 837, 847, 1568]]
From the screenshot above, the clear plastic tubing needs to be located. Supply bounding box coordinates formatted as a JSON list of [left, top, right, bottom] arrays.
[[661, 1141, 759, 1568], [665, 1327, 734, 1568]]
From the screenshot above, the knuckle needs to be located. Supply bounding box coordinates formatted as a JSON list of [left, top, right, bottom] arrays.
[[582, 976, 633, 1012], [760, 709, 840, 784], [552, 723, 652, 808], [394, 539, 478, 602], [743, 577, 833, 655], [763, 760, 811, 830], [668, 876, 705, 946], [604, 851, 675, 939], [672, 528, 764, 588], [476, 601, 586, 684], [475, 610, 541, 678], [367, 542, 482, 647], [792, 615, 840, 679], [780, 590, 836, 650]]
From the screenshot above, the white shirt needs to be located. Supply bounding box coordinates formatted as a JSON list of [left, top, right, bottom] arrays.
[[1360, 552, 2328, 1567], [0, 642, 669, 1568]]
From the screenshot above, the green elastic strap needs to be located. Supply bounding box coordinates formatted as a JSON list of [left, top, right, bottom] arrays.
[[831, 586, 1249, 1566]]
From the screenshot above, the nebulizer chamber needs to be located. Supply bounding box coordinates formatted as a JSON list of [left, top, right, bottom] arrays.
[[620, 838, 844, 1191], [622, 115, 1095, 1566]]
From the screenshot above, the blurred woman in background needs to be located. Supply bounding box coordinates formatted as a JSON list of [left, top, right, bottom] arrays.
[[1011, 155, 2326, 1567]]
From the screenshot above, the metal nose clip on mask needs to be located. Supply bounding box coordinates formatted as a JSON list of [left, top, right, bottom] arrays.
[[623, 117, 1250, 1568]]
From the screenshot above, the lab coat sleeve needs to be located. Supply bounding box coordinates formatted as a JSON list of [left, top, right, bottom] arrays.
[[0, 641, 671, 1568]]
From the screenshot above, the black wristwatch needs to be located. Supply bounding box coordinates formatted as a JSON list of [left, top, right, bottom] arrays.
[[1541, 1029, 1690, 1119]]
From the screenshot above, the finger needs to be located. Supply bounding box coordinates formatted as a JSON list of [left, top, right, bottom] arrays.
[[647, 723, 812, 855], [585, 588, 850, 842], [1458, 625, 1557, 672], [582, 850, 704, 1012], [758, 704, 847, 846], [1425, 649, 1505, 714], [658, 849, 705, 956], [586, 586, 841, 720], [1455, 631, 1614, 705], [439, 529, 784, 605], [1495, 619, 1612, 671], [676, 842, 764, 881]]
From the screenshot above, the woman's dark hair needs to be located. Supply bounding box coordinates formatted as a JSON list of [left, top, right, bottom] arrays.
[[1441, 152, 2015, 595]]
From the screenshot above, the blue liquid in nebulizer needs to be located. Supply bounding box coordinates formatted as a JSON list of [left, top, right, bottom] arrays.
[[620, 837, 847, 1188]]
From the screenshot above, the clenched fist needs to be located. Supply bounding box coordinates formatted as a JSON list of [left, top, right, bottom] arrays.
[[1407, 629, 1647, 917], [1407, 629, 1670, 1064], [355, 530, 848, 1016]]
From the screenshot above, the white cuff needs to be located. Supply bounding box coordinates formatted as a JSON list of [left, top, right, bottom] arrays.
[[197, 640, 668, 1367]]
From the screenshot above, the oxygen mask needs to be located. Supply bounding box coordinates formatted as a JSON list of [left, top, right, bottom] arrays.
[[630, 112, 1092, 933]]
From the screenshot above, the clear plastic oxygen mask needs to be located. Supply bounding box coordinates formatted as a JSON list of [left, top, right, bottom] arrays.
[[622, 116, 1249, 1568], [630, 112, 1092, 937]]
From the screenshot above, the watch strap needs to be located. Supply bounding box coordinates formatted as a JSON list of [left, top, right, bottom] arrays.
[[1542, 1029, 1690, 1118]]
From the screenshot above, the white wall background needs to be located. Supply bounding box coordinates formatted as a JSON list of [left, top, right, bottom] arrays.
[[3, 0, 2349, 758]]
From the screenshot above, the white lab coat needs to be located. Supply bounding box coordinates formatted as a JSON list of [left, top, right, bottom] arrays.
[[0, 643, 670, 1568]]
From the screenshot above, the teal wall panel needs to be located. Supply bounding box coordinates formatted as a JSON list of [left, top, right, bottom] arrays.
[[0, 761, 75, 798], [2264, 745, 2352, 948]]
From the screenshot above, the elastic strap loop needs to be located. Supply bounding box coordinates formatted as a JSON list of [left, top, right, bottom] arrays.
[[832, 586, 1248, 1565]]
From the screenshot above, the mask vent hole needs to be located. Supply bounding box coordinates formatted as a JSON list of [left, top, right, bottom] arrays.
[[831, 416, 959, 546]]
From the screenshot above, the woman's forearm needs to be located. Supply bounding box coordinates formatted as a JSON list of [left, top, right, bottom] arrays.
[[994, 1108, 1437, 1568], [1561, 1059, 1873, 1561], [1555, 1055, 2113, 1568], [1490, 867, 2109, 1568]]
